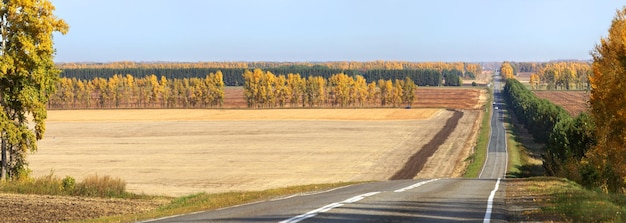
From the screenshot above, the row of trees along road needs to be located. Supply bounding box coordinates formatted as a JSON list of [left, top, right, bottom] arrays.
[[502, 6, 626, 193], [502, 78, 596, 189], [49, 73, 225, 109], [243, 69, 416, 108]]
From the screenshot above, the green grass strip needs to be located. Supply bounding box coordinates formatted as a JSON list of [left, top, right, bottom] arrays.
[[464, 87, 492, 178], [524, 177, 626, 222]]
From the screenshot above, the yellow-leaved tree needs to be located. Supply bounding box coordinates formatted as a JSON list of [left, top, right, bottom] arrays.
[[589, 6, 626, 193], [0, 0, 68, 180], [500, 62, 515, 79]]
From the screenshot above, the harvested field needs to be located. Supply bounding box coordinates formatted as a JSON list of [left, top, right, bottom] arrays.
[[223, 87, 486, 110], [390, 110, 464, 180], [517, 72, 532, 83], [533, 91, 589, 116], [413, 88, 486, 110], [28, 108, 478, 197], [416, 109, 481, 178], [462, 70, 493, 87]]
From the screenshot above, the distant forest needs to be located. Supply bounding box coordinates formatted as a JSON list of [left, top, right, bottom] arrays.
[[57, 61, 482, 87]]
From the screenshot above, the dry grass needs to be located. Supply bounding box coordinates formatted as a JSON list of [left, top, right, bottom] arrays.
[[507, 177, 626, 222], [31, 108, 459, 197]]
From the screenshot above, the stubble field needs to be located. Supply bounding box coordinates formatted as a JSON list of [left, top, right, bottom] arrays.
[[29, 108, 477, 197], [3, 87, 486, 222]]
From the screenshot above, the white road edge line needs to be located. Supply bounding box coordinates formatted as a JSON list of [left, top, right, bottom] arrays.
[[140, 184, 357, 223], [483, 178, 501, 223], [279, 191, 381, 223], [394, 178, 439, 193]]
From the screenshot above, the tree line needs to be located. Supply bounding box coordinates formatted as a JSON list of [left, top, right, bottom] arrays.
[[242, 69, 416, 108], [502, 78, 606, 192], [498, 61, 589, 74], [529, 62, 591, 90], [498, 7, 626, 194], [498, 61, 592, 91], [48, 72, 225, 109], [56, 61, 482, 75], [59, 67, 466, 87]]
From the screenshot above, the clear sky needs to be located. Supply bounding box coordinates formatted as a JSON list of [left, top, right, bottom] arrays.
[[51, 0, 625, 63]]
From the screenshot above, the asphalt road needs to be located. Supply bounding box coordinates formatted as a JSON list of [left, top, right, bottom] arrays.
[[146, 75, 508, 223], [480, 75, 508, 179]]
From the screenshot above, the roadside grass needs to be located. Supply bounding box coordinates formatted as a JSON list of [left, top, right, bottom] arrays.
[[71, 182, 359, 223], [0, 172, 360, 222], [503, 109, 545, 178], [514, 177, 626, 222], [464, 87, 492, 178], [502, 92, 624, 222], [0, 172, 148, 199]]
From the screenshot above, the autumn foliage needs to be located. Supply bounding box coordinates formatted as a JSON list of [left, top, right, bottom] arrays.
[[49, 72, 224, 109], [503, 79, 596, 190], [0, 0, 68, 180], [242, 69, 416, 108], [56, 61, 482, 75], [533, 62, 591, 90], [588, 6, 626, 193], [499, 62, 515, 79]]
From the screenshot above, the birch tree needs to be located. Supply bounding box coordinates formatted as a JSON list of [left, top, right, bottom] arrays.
[[0, 0, 68, 180]]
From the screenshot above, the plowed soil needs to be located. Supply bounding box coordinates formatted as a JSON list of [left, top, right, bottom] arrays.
[[533, 91, 589, 116], [223, 87, 486, 110], [0, 193, 167, 223]]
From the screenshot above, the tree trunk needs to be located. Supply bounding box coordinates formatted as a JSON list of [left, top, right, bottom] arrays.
[[1, 132, 6, 181]]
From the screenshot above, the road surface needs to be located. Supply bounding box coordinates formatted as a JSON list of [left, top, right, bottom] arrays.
[[480, 75, 508, 179], [146, 75, 508, 223]]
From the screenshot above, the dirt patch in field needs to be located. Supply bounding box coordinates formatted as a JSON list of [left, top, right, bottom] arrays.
[[533, 91, 589, 116], [0, 193, 167, 222], [390, 110, 463, 180], [416, 109, 482, 178]]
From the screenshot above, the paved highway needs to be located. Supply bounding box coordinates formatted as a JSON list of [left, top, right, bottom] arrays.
[[147, 75, 509, 223], [480, 75, 508, 179]]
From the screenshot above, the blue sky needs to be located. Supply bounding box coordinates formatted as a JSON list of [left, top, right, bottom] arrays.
[[51, 0, 624, 62]]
